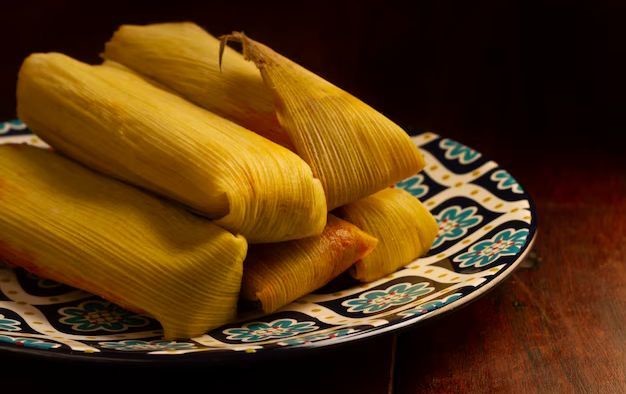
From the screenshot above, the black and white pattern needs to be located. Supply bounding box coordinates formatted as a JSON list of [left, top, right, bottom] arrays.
[[0, 121, 537, 361]]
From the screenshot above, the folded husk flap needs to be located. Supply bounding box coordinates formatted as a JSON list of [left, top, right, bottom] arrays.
[[241, 215, 377, 313], [221, 32, 426, 209], [0, 145, 247, 339], [103, 22, 292, 148], [335, 188, 438, 282], [103, 23, 425, 209], [17, 53, 327, 243]]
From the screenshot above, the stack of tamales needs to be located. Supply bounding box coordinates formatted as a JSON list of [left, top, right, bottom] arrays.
[[0, 22, 438, 338]]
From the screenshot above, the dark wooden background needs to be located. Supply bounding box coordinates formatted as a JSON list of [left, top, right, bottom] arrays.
[[2, 1, 625, 392]]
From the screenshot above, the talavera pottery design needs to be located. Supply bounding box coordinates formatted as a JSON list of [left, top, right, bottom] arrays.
[[0, 120, 536, 362]]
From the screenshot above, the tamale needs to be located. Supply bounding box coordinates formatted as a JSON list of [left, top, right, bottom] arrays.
[[0, 144, 247, 339], [104, 22, 291, 148], [242, 215, 377, 313], [223, 32, 426, 209], [104, 23, 425, 209], [335, 188, 438, 282], [17, 53, 327, 243]]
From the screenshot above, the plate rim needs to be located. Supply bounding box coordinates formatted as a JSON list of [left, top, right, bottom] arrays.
[[0, 122, 539, 363], [0, 233, 537, 366]]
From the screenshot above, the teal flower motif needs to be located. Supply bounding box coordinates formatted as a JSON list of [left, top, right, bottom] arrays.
[[454, 228, 529, 268], [440, 138, 482, 164], [396, 174, 429, 198], [0, 314, 21, 332], [99, 340, 196, 352], [0, 119, 27, 135], [58, 300, 149, 332], [223, 319, 318, 343], [491, 170, 523, 194], [0, 335, 60, 350], [399, 293, 463, 318], [433, 206, 483, 248], [277, 328, 356, 346], [342, 282, 435, 314]]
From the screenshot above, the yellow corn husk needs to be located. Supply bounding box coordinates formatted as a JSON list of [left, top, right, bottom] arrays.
[[17, 53, 327, 243], [221, 32, 425, 209], [0, 144, 247, 339], [335, 188, 438, 282], [242, 215, 377, 313], [103, 22, 292, 149]]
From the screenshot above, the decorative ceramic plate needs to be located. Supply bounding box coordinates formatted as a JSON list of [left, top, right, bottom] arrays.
[[0, 119, 536, 363]]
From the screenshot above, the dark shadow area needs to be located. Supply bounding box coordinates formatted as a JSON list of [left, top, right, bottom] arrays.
[[3, 332, 395, 393], [1, 0, 624, 160]]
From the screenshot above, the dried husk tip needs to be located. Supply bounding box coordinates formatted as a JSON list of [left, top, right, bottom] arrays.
[[220, 31, 426, 210], [104, 23, 293, 149]]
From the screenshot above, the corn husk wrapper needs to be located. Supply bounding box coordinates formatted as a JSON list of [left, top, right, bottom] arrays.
[[17, 53, 327, 243], [335, 188, 438, 282], [103, 22, 291, 148], [221, 32, 426, 209], [242, 215, 377, 313], [0, 145, 247, 339], [103, 23, 425, 209]]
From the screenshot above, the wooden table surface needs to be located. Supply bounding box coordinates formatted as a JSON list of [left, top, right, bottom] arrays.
[[4, 136, 624, 394], [2, 1, 625, 392]]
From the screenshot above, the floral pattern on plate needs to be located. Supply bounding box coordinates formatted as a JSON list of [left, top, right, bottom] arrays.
[[277, 328, 357, 346], [58, 300, 150, 332], [0, 314, 21, 332], [0, 122, 536, 360], [342, 282, 435, 314], [0, 119, 27, 135], [99, 340, 196, 352], [439, 138, 482, 164], [396, 173, 429, 198], [454, 228, 530, 268], [399, 293, 464, 318], [433, 205, 483, 248], [223, 319, 318, 343], [0, 335, 60, 350], [491, 170, 523, 194]]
